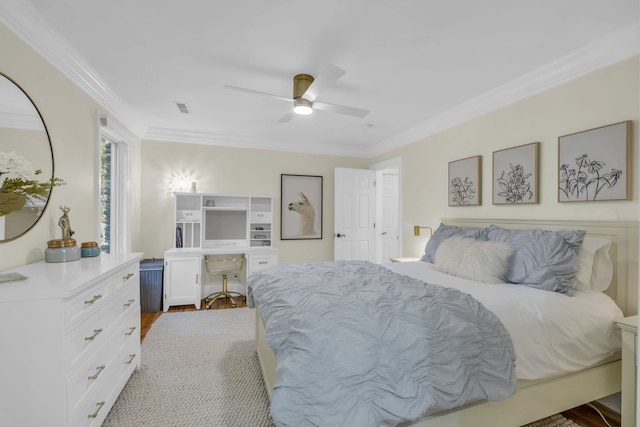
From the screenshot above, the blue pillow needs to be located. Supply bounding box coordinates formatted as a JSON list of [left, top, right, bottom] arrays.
[[422, 223, 487, 263], [485, 225, 586, 295]]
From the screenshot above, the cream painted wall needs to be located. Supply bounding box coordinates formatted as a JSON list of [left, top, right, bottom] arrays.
[[0, 23, 142, 271], [374, 57, 640, 257], [2, 17, 637, 270], [138, 140, 369, 263]]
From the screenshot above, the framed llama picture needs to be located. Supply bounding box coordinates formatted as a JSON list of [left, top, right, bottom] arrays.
[[492, 142, 540, 205], [558, 121, 632, 202], [281, 174, 323, 240], [448, 155, 481, 206]]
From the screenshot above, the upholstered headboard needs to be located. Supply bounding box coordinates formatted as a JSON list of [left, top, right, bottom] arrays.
[[441, 218, 639, 316]]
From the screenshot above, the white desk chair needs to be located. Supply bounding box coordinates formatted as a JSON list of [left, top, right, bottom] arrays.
[[204, 254, 245, 308]]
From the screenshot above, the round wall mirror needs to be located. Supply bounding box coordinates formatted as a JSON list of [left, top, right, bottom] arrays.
[[0, 72, 54, 242]]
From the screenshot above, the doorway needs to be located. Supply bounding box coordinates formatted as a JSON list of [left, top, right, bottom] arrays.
[[333, 157, 402, 263]]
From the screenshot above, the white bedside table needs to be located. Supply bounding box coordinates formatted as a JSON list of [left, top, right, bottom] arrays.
[[389, 257, 421, 263], [617, 315, 637, 427]]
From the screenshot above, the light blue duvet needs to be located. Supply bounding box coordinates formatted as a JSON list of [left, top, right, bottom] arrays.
[[248, 260, 516, 427]]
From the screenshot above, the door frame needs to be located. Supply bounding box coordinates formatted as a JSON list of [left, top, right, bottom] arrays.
[[370, 156, 403, 262]]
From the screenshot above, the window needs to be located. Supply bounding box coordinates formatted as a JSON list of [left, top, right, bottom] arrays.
[[99, 114, 131, 254], [100, 136, 114, 253]]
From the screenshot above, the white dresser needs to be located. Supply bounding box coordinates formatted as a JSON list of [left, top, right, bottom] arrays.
[[0, 253, 143, 427]]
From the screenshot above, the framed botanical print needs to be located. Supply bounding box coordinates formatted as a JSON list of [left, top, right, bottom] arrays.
[[448, 155, 481, 206], [558, 121, 631, 202], [492, 142, 540, 205]]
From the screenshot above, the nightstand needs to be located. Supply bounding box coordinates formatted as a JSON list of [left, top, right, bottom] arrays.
[[389, 257, 421, 263], [617, 315, 637, 427]]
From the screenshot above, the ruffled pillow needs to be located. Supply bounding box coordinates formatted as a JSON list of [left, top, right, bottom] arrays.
[[485, 225, 586, 295], [422, 223, 487, 263], [434, 236, 513, 284], [575, 237, 613, 291]]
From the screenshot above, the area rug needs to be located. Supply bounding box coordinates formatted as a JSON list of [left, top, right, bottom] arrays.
[[522, 414, 582, 427], [103, 309, 582, 427], [103, 308, 274, 426]]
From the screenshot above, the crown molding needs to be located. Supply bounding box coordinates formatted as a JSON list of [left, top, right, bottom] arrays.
[[370, 24, 640, 158], [0, 0, 147, 137], [143, 127, 370, 158], [2, 0, 637, 158]]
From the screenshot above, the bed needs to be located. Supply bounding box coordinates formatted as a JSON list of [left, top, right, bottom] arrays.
[[249, 218, 638, 427]]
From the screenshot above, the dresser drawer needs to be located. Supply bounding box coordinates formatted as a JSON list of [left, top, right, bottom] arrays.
[[68, 328, 140, 427], [248, 254, 277, 274], [67, 341, 115, 412], [70, 383, 112, 427], [177, 209, 201, 222], [109, 332, 141, 384], [113, 264, 139, 293], [113, 282, 139, 318], [110, 305, 140, 350], [65, 302, 119, 369], [250, 211, 272, 223], [65, 280, 112, 329]]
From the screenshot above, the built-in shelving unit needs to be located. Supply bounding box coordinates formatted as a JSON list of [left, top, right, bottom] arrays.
[[250, 196, 273, 247], [174, 193, 202, 248], [172, 193, 273, 249]]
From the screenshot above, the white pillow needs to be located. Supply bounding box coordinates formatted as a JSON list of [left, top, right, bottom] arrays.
[[434, 236, 513, 284], [575, 237, 613, 291]]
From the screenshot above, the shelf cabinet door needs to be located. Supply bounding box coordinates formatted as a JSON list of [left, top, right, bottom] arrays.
[[164, 256, 201, 311]]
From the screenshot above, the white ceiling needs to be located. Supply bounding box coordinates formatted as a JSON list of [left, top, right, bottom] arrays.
[[2, 0, 639, 157]]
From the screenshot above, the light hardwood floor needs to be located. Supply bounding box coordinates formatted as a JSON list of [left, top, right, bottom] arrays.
[[140, 300, 621, 427]]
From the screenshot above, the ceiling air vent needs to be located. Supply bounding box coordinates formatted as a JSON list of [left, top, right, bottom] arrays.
[[175, 102, 190, 114]]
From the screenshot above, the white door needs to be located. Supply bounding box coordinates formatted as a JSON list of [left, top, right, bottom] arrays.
[[334, 168, 376, 261], [377, 170, 399, 262]]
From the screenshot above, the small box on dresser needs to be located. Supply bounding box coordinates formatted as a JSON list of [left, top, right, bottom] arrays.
[[0, 253, 143, 427]]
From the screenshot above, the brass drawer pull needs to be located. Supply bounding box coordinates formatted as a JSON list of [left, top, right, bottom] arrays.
[[122, 273, 134, 281], [88, 365, 106, 381], [125, 326, 137, 336], [88, 401, 105, 419], [125, 353, 136, 364], [84, 328, 103, 341], [123, 299, 135, 308], [84, 294, 102, 305]]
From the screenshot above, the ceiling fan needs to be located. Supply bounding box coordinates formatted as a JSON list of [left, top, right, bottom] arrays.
[[224, 64, 370, 123]]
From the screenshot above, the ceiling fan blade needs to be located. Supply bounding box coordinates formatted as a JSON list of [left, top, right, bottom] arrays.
[[224, 84, 292, 103], [312, 101, 370, 118], [303, 63, 346, 102], [278, 112, 294, 123]]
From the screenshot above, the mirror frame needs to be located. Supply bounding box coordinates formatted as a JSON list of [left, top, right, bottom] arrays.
[[0, 72, 55, 242]]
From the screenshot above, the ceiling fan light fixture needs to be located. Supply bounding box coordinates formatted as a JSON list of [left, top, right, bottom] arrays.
[[293, 98, 313, 115]]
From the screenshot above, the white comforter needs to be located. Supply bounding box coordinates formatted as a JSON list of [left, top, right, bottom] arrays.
[[385, 261, 623, 380]]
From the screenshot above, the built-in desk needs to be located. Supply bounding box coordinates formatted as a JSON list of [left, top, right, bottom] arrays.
[[163, 246, 278, 311]]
